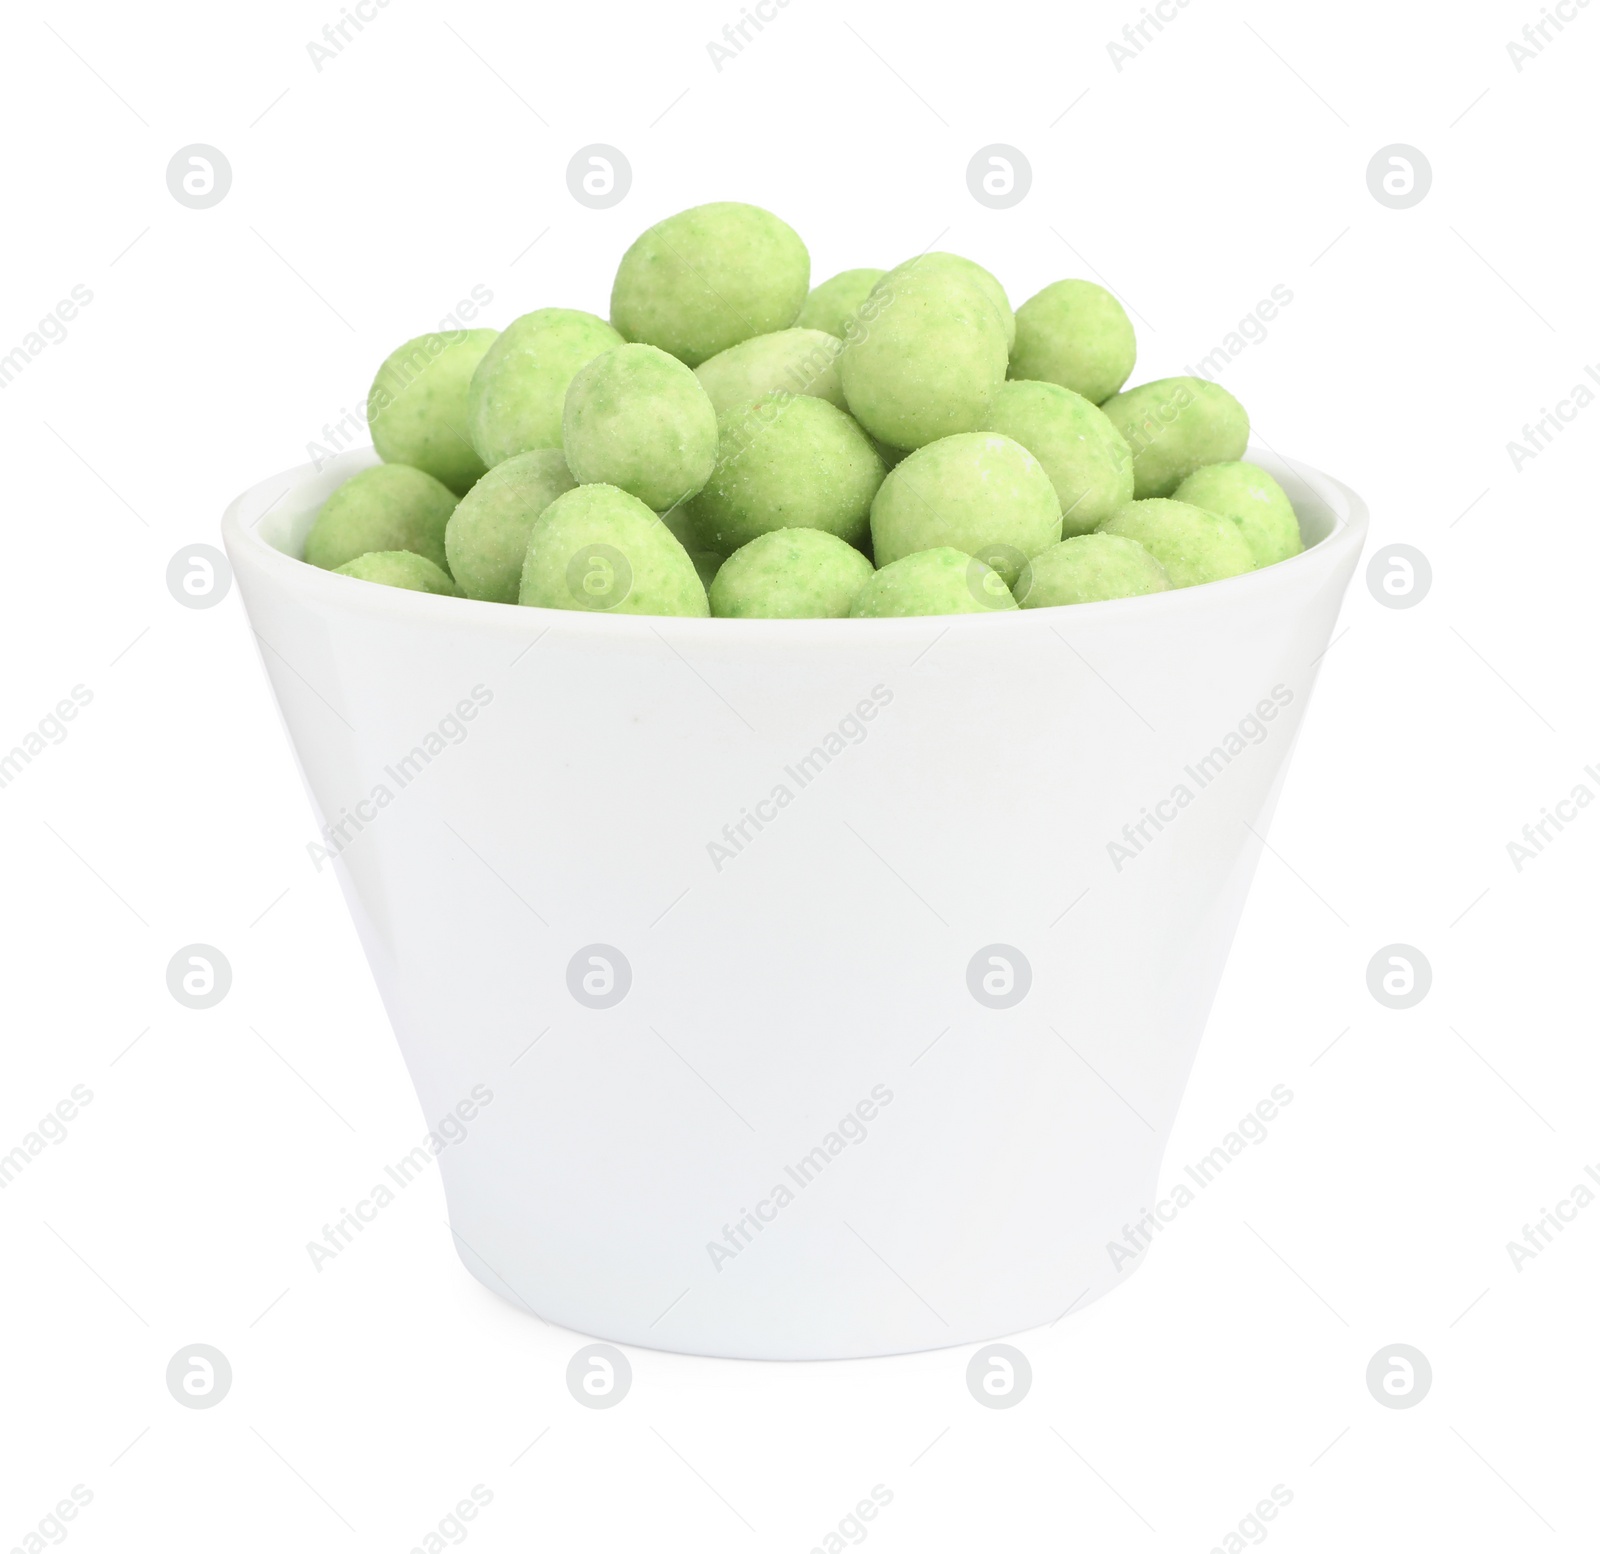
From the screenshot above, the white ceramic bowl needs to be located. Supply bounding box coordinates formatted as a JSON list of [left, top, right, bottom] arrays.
[[222, 446, 1365, 1360]]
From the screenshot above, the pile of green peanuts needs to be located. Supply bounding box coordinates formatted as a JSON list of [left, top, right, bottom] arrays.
[[302, 201, 1304, 619]]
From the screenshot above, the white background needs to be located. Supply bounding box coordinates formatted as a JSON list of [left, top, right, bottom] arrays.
[[2, 0, 1597, 1548]]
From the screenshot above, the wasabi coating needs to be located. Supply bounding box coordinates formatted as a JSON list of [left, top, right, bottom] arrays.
[[1173, 461, 1303, 568], [1101, 377, 1250, 498], [562, 343, 719, 511], [304, 463, 458, 574], [610, 202, 810, 368], [840, 265, 1008, 451], [1010, 280, 1136, 405], [369, 329, 498, 496], [694, 329, 846, 417], [445, 448, 576, 603], [879, 253, 1014, 350], [869, 432, 1060, 588], [689, 551, 722, 591], [981, 380, 1134, 536], [709, 528, 874, 619], [466, 309, 622, 466], [1015, 533, 1171, 608], [1099, 498, 1254, 588], [333, 551, 461, 596], [519, 484, 708, 617], [659, 505, 726, 591], [850, 547, 1017, 618], [796, 268, 886, 338], [685, 394, 885, 554], [872, 438, 908, 470]]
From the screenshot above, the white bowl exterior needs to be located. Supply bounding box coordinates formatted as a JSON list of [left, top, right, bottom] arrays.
[[223, 447, 1365, 1359]]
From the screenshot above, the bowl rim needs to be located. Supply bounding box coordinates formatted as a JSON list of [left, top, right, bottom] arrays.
[[220, 442, 1369, 643]]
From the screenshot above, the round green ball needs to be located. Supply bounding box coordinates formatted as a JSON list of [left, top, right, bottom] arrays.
[[466, 309, 622, 467], [839, 267, 1008, 451], [1098, 498, 1254, 588], [519, 484, 708, 617], [689, 552, 722, 591], [333, 551, 462, 596], [869, 432, 1060, 587], [1172, 461, 1303, 568], [561, 343, 718, 511], [445, 449, 576, 603], [710, 528, 875, 619], [368, 329, 497, 495], [849, 547, 1017, 618], [796, 268, 886, 338], [685, 394, 885, 554], [694, 329, 846, 417], [1009, 280, 1136, 405], [1100, 377, 1250, 498], [657, 505, 726, 593], [1015, 533, 1171, 608], [879, 253, 1014, 349], [981, 379, 1134, 536], [610, 202, 810, 368], [304, 463, 458, 573]]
